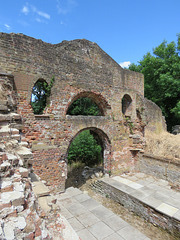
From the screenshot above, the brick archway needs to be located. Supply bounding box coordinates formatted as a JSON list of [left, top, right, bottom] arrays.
[[66, 127, 112, 173], [66, 91, 111, 116]]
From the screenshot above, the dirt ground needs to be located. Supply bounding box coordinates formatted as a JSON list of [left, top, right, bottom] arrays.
[[79, 179, 179, 240]]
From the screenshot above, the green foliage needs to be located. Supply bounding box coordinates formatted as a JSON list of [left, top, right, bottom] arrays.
[[67, 97, 100, 116], [171, 101, 180, 118], [68, 130, 102, 166], [46, 76, 55, 97], [31, 77, 54, 114], [129, 35, 180, 131], [124, 116, 134, 134], [31, 80, 47, 114]]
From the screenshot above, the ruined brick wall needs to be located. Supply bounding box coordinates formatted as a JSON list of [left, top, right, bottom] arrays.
[[136, 153, 180, 185], [143, 98, 167, 133], [0, 32, 165, 191], [0, 73, 17, 112]]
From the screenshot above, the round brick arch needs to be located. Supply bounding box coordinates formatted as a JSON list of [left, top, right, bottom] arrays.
[[65, 127, 112, 172], [122, 94, 133, 116], [66, 91, 111, 116]]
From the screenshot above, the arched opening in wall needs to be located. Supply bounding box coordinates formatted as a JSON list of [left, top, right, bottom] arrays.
[[66, 127, 111, 188], [67, 97, 101, 116], [122, 94, 132, 116], [31, 79, 48, 114], [66, 92, 110, 116]]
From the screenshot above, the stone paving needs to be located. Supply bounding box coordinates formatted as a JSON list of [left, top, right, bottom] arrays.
[[106, 173, 180, 221], [56, 187, 150, 240]]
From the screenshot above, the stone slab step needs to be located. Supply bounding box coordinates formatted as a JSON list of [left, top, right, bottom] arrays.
[[32, 181, 51, 198], [38, 196, 51, 213], [19, 167, 29, 178], [95, 176, 180, 237]]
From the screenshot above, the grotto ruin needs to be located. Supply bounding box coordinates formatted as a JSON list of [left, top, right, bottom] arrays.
[[0, 32, 167, 192]]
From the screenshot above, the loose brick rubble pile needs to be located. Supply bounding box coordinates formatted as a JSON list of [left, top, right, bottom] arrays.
[[0, 74, 65, 240]]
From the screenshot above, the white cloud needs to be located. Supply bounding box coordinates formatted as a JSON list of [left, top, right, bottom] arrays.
[[36, 10, 50, 19], [35, 18, 42, 23], [119, 61, 131, 68], [60, 20, 66, 25], [57, 0, 77, 14], [21, 3, 50, 21], [31, 5, 50, 19], [35, 18, 48, 24], [22, 6, 29, 15], [4, 24, 10, 30]]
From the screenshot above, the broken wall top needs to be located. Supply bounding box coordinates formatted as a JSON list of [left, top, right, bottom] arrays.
[[0, 32, 144, 96]]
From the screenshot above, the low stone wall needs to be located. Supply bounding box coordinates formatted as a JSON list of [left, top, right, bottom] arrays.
[[136, 154, 180, 186], [92, 179, 180, 238]]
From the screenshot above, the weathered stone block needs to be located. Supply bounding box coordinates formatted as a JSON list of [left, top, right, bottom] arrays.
[[19, 167, 29, 178]]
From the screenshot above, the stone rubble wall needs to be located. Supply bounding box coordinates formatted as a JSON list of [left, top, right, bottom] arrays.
[[0, 122, 50, 239], [0, 73, 17, 113], [0, 73, 65, 240], [0, 145, 65, 240]]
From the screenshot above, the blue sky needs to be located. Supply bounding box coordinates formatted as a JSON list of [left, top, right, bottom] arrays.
[[0, 0, 179, 67]]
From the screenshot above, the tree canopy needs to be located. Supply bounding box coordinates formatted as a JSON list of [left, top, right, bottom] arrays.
[[68, 130, 102, 166], [31, 80, 47, 114], [67, 97, 101, 116], [129, 35, 180, 131], [67, 98, 102, 166], [31, 77, 54, 114]]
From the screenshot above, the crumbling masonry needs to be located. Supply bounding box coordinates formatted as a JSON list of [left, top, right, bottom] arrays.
[[0, 32, 166, 192]]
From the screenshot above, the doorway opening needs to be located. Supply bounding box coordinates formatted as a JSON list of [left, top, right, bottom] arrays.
[[66, 128, 111, 188]]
